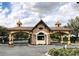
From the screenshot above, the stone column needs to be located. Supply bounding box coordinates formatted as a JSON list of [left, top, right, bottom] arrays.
[[36, 34, 37, 45], [68, 34, 71, 45], [9, 33, 14, 47], [8, 33, 12, 46], [61, 36, 63, 44], [46, 34, 48, 45], [11, 35, 14, 46]]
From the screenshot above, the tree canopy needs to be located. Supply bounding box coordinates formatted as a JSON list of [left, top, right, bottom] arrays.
[[0, 26, 8, 36], [67, 16, 79, 36]]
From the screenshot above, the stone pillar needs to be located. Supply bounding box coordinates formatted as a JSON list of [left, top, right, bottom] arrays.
[[8, 33, 13, 47], [46, 34, 48, 45], [9, 33, 12, 46], [61, 36, 63, 44], [36, 34, 37, 45], [31, 34, 36, 45], [68, 34, 71, 45], [11, 35, 14, 45]]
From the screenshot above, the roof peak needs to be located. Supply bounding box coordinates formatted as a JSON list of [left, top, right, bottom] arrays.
[[32, 19, 50, 30], [39, 19, 43, 21]]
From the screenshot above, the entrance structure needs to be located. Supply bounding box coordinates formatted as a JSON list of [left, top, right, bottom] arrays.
[[7, 20, 72, 46]]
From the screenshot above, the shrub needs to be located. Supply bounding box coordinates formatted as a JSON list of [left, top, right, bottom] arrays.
[[48, 48, 79, 56]]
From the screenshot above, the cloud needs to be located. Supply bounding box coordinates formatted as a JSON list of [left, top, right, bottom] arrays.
[[31, 2, 68, 18], [0, 2, 79, 28], [43, 2, 79, 27], [57, 2, 79, 25]]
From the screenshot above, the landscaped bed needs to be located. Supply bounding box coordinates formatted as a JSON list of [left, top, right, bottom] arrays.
[[48, 48, 79, 56]]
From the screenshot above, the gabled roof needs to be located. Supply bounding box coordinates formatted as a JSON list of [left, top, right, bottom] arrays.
[[32, 20, 51, 30]]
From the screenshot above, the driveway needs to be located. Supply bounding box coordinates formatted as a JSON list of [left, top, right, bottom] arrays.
[[0, 44, 48, 56], [0, 44, 79, 56]]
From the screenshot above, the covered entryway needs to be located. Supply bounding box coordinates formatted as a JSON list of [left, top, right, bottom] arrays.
[[8, 20, 32, 46], [12, 32, 30, 46], [8, 31, 31, 46], [50, 31, 71, 45], [50, 32, 61, 44]]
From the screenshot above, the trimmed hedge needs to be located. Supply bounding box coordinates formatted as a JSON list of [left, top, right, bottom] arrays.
[[48, 48, 79, 56]]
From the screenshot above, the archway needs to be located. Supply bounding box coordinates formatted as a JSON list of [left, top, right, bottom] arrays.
[[50, 32, 61, 44], [35, 31, 48, 45], [50, 31, 71, 45], [11, 31, 30, 46], [37, 32, 44, 40]]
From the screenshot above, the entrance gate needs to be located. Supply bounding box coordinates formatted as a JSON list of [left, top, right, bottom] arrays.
[[50, 31, 71, 45], [11, 32, 30, 46]]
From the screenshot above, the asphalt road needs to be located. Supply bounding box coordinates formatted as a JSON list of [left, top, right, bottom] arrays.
[[0, 44, 79, 56], [0, 44, 48, 56]]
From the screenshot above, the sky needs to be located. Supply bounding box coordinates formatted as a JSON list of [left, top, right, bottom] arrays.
[[0, 2, 79, 28]]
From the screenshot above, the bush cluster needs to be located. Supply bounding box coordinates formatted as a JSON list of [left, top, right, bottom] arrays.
[[48, 48, 79, 56]]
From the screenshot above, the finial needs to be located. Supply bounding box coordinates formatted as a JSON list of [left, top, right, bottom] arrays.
[[55, 20, 61, 27], [17, 20, 22, 27]]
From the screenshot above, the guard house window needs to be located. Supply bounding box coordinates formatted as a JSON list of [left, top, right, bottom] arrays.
[[39, 27, 43, 30], [37, 32, 44, 40]]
